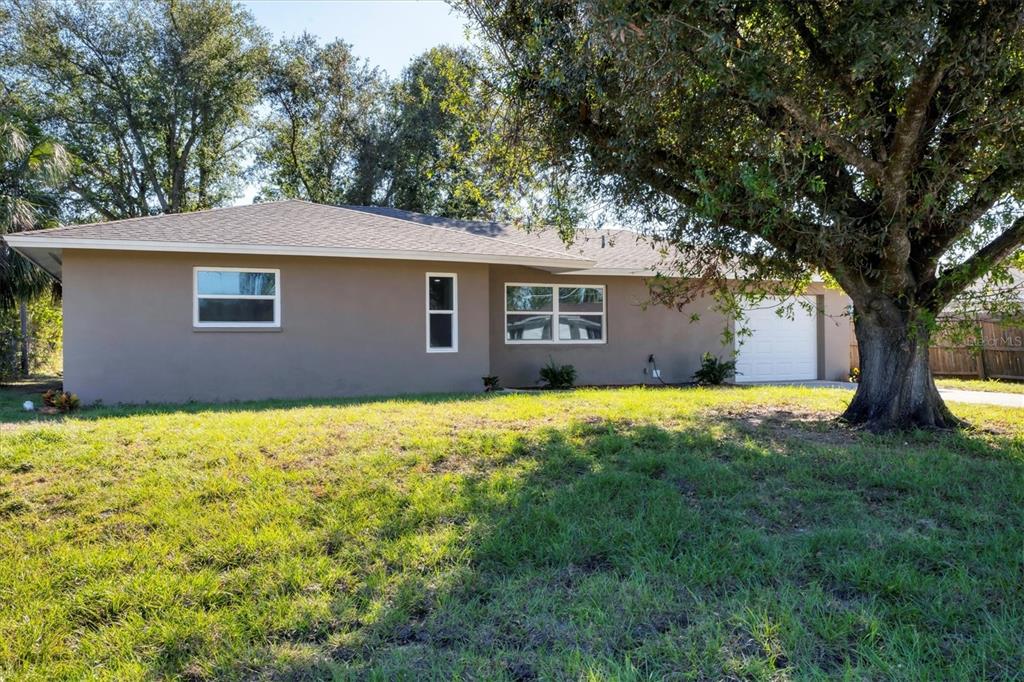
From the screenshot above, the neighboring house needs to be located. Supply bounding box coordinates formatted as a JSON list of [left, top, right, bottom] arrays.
[[4, 200, 851, 404]]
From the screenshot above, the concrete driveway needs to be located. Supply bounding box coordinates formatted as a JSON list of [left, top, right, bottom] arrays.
[[933, 388, 1024, 408], [745, 380, 1024, 408]]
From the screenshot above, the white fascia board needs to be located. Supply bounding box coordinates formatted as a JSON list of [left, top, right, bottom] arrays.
[[2, 235, 595, 271], [557, 267, 828, 283], [556, 267, 662, 277]]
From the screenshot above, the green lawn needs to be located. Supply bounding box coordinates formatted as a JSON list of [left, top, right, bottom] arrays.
[[935, 377, 1024, 395], [0, 377, 63, 423], [1, 385, 1023, 680]]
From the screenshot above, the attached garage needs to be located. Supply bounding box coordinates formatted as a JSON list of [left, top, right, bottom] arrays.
[[734, 297, 819, 382]]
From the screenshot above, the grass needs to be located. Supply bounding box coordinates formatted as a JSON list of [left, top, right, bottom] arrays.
[[1, 384, 1023, 680], [935, 377, 1024, 395], [0, 376, 63, 423]]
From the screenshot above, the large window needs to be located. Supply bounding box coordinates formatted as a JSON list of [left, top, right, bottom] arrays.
[[193, 267, 280, 328], [426, 273, 457, 352], [505, 283, 605, 344]]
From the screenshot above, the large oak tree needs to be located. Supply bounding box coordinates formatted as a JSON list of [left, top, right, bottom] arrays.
[[460, 0, 1024, 429]]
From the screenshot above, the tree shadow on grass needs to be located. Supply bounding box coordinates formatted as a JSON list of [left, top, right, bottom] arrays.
[[240, 414, 1024, 681]]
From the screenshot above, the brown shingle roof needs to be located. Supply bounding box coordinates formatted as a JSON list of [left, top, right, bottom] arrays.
[[342, 205, 673, 273], [6, 200, 592, 268]]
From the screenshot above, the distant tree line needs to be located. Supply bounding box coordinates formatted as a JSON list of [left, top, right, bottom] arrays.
[[0, 0, 540, 230]]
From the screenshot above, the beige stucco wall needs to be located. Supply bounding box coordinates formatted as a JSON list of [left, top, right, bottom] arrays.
[[488, 265, 733, 387], [487, 268, 853, 387], [813, 283, 854, 381], [62, 250, 491, 403], [61, 251, 853, 404]]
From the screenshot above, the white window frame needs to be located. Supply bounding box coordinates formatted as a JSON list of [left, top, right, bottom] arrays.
[[426, 272, 458, 353], [193, 266, 281, 329], [504, 282, 607, 345]]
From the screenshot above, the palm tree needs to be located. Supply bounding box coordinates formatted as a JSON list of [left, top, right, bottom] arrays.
[[0, 104, 69, 375]]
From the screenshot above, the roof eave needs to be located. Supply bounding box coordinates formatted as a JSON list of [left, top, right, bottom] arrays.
[[2, 235, 595, 272], [557, 267, 663, 277], [7, 243, 63, 281]]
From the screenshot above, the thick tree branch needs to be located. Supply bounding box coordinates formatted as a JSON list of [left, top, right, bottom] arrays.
[[930, 214, 1024, 309], [585, 130, 832, 268], [774, 95, 885, 184], [871, 59, 951, 292], [885, 61, 948, 194], [921, 161, 1024, 263], [714, 15, 883, 186]]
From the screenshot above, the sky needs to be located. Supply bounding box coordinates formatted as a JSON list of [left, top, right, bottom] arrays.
[[240, 0, 473, 77]]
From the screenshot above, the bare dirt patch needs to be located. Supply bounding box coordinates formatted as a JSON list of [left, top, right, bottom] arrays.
[[709, 406, 857, 447]]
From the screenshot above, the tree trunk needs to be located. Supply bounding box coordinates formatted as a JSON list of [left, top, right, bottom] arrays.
[[843, 304, 962, 430], [18, 298, 29, 378]]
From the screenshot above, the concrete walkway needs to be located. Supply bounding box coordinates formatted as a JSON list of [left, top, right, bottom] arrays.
[[935, 388, 1024, 408], [745, 380, 1024, 408]]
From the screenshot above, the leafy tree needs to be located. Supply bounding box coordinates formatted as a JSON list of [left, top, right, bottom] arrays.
[[258, 44, 539, 221], [256, 35, 388, 205], [382, 46, 512, 219], [461, 0, 1024, 429], [0, 95, 68, 377], [0, 99, 67, 308], [3, 0, 266, 219]]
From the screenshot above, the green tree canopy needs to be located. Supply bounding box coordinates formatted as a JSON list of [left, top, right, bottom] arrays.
[[257, 44, 545, 221], [0, 96, 68, 307], [3, 0, 266, 220], [383, 46, 511, 218], [461, 0, 1024, 429], [256, 35, 388, 205]]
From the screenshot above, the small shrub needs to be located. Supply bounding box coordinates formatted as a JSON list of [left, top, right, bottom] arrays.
[[42, 389, 80, 412], [57, 392, 80, 412], [849, 367, 860, 383], [482, 375, 502, 392], [539, 358, 576, 389], [692, 353, 738, 386]]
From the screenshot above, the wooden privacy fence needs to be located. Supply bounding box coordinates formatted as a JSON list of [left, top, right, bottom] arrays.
[[850, 320, 1024, 381]]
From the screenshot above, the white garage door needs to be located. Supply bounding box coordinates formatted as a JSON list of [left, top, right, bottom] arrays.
[[734, 297, 818, 382]]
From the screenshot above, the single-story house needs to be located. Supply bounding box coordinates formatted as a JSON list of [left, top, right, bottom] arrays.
[[4, 200, 852, 404]]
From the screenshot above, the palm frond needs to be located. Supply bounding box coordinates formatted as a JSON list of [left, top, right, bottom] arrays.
[[0, 109, 69, 309]]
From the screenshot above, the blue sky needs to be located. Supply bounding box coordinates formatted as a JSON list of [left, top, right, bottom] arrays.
[[240, 0, 473, 76]]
